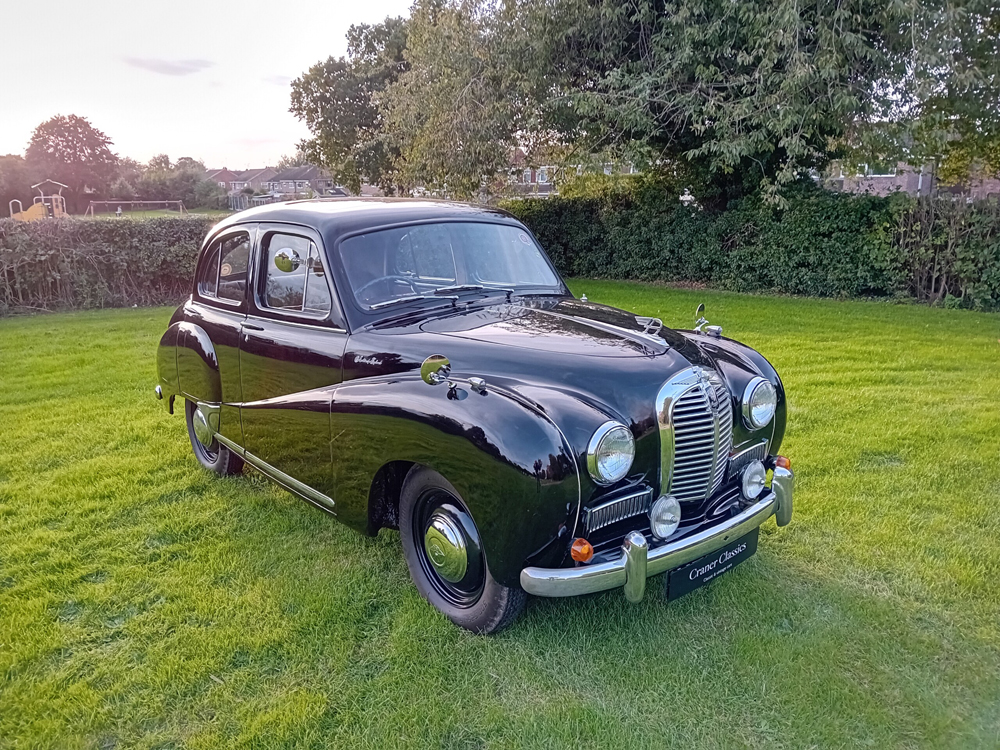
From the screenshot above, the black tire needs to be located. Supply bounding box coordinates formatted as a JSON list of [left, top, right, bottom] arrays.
[[184, 399, 244, 476], [399, 466, 526, 634]]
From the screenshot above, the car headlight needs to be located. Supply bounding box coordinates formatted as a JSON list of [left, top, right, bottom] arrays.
[[741, 377, 777, 429], [586, 421, 635, 485]]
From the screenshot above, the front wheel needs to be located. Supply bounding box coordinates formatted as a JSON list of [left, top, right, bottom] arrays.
[[184, 399, 243, 476], [399, 467, 525, 634]]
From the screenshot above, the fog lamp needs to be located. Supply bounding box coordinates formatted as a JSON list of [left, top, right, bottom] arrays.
[[741, 459, 767, 500], [649, 494, 682, 540]]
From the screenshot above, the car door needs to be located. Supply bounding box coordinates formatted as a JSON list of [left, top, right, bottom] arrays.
[[238, 223, 347, 508], [183, 225, 255, 446]]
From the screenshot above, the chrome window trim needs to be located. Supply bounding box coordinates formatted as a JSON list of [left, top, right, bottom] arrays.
[[245, 313, 346, 335], [256, 229, 337, 324], [196, 227, 255, 309]]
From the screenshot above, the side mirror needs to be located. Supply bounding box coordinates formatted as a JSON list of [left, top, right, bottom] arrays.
[[695, 303, 705, 317], [421, 354, 452, 385], [274, 249, 301, 273]]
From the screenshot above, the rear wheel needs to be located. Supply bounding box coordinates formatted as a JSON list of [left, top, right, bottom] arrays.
[[399, 466, 525, 634], [184, 399, 243, 476]]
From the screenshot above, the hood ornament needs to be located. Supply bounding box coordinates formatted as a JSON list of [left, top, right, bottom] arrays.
[[694, 303, 722, 338], [580, 293, 588, 302]]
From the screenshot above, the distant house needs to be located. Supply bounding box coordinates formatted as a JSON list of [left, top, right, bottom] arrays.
[[825, 161, 1000, 200], [228, 167, 277, 194], [265, 165, 344, 197], [206, 168, 238, 190]]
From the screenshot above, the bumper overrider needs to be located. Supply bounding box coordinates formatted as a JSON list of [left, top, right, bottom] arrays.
[[520, 466, 794, 602]]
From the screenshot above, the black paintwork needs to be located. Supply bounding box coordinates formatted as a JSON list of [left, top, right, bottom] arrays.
[[156, 198, 786, 587]]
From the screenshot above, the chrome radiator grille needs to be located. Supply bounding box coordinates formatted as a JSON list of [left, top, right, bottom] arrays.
[[584, 488, 653, 535], [657, 368, 734, 503]]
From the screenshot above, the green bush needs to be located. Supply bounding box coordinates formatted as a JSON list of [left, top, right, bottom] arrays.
[[503, 182, 1000, 310], [0, 217, 217, 313]]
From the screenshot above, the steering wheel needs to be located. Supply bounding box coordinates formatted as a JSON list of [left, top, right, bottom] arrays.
[[356, 274, 419, 303]]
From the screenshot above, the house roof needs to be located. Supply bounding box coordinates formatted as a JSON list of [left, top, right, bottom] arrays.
[[269, 165, 324, 182], [232, 167, 276, 182]]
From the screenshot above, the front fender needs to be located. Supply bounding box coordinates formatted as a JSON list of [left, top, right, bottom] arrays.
[[679, 332, 787, 454], [329, 375, 580, 587]]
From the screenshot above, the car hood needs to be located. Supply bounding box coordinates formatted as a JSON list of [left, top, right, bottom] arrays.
[[419, 297, 690, 358]]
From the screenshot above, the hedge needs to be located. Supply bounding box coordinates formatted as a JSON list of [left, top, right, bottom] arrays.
[[0, 217, 217, 313], [502, 182, 1000, 310], [3, 185, 1000, 314]]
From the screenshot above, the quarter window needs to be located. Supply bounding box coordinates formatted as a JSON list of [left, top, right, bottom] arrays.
[[198, 231, 250, 304], [260, 233, 332, 316]]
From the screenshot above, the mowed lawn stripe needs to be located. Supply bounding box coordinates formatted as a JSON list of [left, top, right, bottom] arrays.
[[0, 282, 998, 748]]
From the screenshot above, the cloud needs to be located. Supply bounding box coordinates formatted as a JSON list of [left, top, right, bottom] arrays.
[[263, 75, 294, 87], [123, 57, 214, 76]]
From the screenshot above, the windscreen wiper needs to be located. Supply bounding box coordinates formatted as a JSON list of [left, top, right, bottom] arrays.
[[370, 294, 457, 310], [433, 284, 484, 295]]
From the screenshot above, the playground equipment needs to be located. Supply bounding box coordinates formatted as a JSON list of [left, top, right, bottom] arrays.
[[9, 179, 68, 221]]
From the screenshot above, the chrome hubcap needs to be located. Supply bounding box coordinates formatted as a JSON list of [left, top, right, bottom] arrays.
[[192, 406, 214, 447], [423, 510, 468, 583]]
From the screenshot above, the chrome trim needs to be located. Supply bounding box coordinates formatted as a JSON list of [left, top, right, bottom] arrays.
[[192, 403, 220, 447], [424, 510, 469, 583], [215, 433, 336, 513], [586, 421, 635, 486], [772, 466, 794, 526], [154, 385, 163, 400], [741, 376, 775, 429], [622, 531, 648, 602], [245, 313, 347, 334], [420, 354, 451, 385], [520, 489, 783, 599], [728, 441, 767, 480], [656, 367, 732, 503], [584, 488, 653, 535]]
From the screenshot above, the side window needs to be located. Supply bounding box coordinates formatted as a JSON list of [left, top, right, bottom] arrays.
[[197, 243, 220, 298], [198, 230, 250, 304], [218, 234, 250, 302], [261, 232, 332, 317]]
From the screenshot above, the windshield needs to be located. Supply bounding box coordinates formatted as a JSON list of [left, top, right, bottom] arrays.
[[337, 222, 564, 309]]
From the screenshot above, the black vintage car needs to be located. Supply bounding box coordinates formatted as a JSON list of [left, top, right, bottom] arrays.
[[155, 199, 793, 633]]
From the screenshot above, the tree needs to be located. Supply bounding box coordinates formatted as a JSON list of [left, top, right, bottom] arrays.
[[0, 154, 36, 214], [25, 115, 118, 211], [290, 17, 408, 192], [275, 149, 311, 170]]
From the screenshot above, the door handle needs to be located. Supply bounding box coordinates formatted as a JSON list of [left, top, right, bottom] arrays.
[[242, 323, 264, 331]]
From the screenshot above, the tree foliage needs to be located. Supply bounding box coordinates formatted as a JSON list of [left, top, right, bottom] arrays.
[[292, 0, 1000, 200], [25, 115, 118, 210], [290, 17, 409, 192]]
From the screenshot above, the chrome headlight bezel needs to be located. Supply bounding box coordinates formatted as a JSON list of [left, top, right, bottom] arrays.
[[586, 421, 635, 485], [741, 377, 777, 429]]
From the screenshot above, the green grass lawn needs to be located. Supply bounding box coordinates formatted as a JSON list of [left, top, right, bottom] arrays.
[[1, 282, 999, 748]]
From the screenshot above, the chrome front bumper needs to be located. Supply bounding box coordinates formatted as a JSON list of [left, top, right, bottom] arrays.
[[520, 466, 794, 602]]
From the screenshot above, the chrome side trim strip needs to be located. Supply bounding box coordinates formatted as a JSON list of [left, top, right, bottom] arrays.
[[215, 433, 336, 513], [520, 490, 779, 599]]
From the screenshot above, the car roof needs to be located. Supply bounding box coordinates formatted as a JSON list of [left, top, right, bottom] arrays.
[[212, 198, 522, 242]]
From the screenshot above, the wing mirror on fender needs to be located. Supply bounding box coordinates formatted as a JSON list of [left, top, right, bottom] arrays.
[[421, 355, 451, 385], [274, 249, 302, 273]]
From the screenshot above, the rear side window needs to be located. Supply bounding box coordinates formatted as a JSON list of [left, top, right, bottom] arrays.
[[260, 232, 332, 317], [198, 230, 250, 304]]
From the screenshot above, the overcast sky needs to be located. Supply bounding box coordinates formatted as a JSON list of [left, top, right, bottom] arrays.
[[1, 0, 413, 169]]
